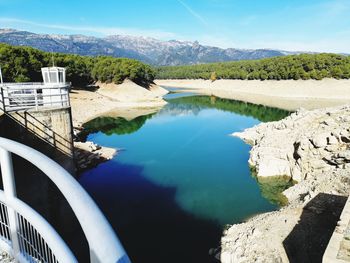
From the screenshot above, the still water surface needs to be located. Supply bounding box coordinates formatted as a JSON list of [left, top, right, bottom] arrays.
[[79, 92, 290, 262]]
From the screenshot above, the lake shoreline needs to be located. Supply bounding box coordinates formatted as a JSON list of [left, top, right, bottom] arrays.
[[70, 80, 168, 172], [155, 78, 350, 111], [70, 79, 350, 260], [70, 81, 168, 128], [221, 104, 350, 262]]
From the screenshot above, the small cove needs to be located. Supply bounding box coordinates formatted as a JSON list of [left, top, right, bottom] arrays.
[[78, 92, 291, 262]]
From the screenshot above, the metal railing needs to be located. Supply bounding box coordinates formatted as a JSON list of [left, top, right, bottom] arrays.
[[0, 83, 71, 112], [11, 111, 73, 157], [0, 137, 130, 263], [0, 102, 74, 157]]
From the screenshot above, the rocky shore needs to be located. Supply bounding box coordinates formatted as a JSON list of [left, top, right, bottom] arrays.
[[74, 141, 117, 171], [221, 104, 350, 262]]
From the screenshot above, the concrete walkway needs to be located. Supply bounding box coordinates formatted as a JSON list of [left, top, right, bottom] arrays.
[[324, 196, 350, 262]]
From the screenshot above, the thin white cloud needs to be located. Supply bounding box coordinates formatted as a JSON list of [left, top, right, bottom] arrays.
[[177, 0, 208, 26], [0, 17, 177, 39]]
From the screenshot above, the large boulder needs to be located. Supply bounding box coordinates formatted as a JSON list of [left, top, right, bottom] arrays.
[[257, 158, 291, 177]]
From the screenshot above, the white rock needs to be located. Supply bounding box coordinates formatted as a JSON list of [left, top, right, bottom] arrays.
[[291, 166, 303, 182], [257, 158, 291, 178], [311, 133, 329, 148], [338, 151, 350, 161], [327, 135, 338, 145]]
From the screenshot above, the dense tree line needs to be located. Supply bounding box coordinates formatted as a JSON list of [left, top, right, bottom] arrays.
[[0, 43, 155, 86], [91, 57, 155, 86], [156, 53, 350, 80], [4, 42, 348, 85]]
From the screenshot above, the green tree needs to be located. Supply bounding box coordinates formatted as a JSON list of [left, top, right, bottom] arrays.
[[156, 53, 350, 81], [0, 43, 155, 87]]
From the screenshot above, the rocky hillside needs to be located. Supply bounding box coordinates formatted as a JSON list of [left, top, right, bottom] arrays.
[[222, 105, 350, 262], [0, 28, 300, 66], [233, 105, 350, 183]]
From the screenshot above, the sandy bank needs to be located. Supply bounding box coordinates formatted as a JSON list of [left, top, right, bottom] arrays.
[[70, 80, 168, 127], [155, 79, 350, 111], [70, 80, 168, 171], [221, 105, 350, 262], [96, 79, 168, 103]]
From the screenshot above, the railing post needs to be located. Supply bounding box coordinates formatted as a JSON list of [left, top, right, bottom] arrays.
[[51, 88, 53, 107], [34, 88, 38, 110], [24, 111, 28, 128], [53, 131, 56, 147], [59, 87, 62, 107], [67, 89, 71, 107], [0, 87, 5, 112], [0, 147, 21, 258]]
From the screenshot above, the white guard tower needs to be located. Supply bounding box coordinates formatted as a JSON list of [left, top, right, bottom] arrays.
[[41, 67, 69, 107], [0, 66, 70, 112], [41, 67, 66, 84]]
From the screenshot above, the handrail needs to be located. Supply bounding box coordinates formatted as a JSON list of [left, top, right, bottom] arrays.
[[0, 190, 77, 262], [2, 82, 71, 88], [1, 84, 71, 112], [19, 111, 69, 143], [11, 111, 73, 156], [0, 105, 73, 156], [2, 82, 44, 86], [0, 137, 130, 263]]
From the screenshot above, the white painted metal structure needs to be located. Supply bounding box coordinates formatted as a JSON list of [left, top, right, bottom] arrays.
[[0, 137, 130, 263], [41, 67, 66, 85], [0, 67, 4, 86], [0, 67, 70, 112]]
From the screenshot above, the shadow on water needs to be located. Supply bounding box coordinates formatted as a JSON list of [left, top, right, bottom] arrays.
[[283, 193, 347, 263], [76, 94, 292, 262], [79, 160, 223, 263], [0, 93, 293, 262]]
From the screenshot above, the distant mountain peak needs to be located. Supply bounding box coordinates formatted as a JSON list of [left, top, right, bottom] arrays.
[[0, 28, 305, 66], [0, 28, 19, 33]]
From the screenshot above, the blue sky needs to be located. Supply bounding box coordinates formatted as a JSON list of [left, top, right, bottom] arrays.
[[0, 0, 349, 52]]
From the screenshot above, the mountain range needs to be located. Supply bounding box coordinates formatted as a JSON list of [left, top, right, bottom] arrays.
[[0, 28, 305, 66]]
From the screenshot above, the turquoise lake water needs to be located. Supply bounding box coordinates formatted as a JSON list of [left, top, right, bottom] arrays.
[[78, 92, 290, 263]]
